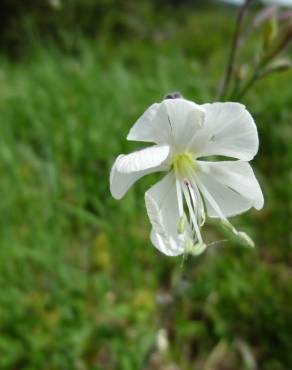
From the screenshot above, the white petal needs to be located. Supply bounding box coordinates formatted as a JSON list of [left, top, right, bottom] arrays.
[[158, 99, 205, 150], [127, 103, 160, 143], [192, 102, 259, 160], [110, 160, 163, 200], [116, 144, 170, 173], [145, 172, 185, 256], [196, 160, 264, 218], [127, 99, 205, 148], [110, 145, 169, 200]]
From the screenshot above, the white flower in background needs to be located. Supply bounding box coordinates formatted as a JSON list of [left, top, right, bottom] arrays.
[[110, 98, 264, 256]]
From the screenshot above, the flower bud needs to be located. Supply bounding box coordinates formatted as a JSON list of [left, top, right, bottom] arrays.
[[263, 16, 278, 51], [164, 91, 183, 99], [238, 231, 255, 248]]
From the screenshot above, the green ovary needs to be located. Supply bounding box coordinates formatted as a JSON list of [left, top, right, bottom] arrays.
[[172, 152, 196, 178]]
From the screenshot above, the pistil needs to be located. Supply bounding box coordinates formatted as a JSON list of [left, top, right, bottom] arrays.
[[172, 152, 206, 254], [172, 152, 196, 178]]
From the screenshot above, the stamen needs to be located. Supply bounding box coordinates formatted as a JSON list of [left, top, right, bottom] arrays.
[[186, 169, 206, 227], [188, 180, 204, 227], [195, 176, 231, 226], [200, 208, 206, 227], [182, 182, 203, 244], [194, 185, 206, 226], [175, 178, 184, 218], [185, 240, 207, 256], [177, 213, 187, 234], [195, 176, 255, 248], [172, 155, 208, 254]]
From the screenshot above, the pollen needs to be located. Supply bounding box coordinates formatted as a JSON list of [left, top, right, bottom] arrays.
[[172, 152, 196, 178]]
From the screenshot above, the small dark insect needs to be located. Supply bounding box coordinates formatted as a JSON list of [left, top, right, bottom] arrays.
[[164, 91, 183, 100]]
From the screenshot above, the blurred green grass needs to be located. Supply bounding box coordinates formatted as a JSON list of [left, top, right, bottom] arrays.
[[0, 7, 291, 370]]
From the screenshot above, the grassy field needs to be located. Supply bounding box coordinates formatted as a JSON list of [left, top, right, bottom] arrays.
[[0, 7, 291, 370]]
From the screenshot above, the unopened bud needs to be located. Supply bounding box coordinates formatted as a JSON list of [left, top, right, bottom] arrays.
[[238, 232, 255, 248], [164, 91, 183, 100], [260, 58, 292, 79], [263, 16, 278, 50]]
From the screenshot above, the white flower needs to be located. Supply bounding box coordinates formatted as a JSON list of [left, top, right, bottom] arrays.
[[110, 98, 264, 256]]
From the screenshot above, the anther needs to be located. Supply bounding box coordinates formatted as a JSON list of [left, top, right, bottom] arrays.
[[185, 242, 207, 256]]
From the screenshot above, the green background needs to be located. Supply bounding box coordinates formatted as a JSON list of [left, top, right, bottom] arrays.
[[0, 1, 291, 369]]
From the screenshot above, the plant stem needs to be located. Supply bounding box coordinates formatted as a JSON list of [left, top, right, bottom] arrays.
[[234, 67, 261, 100], [140, 258, 193, 369], [234, 24, 292, 100], [217, 0, 255, 100]]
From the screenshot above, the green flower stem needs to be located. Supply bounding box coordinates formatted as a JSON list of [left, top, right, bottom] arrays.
[[217, 0, 255, 100]]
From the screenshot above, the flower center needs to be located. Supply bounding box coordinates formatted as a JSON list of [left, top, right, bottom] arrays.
[[172, 152, 196, 178]]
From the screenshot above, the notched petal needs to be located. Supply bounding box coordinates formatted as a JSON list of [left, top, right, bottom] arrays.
[[194, 102, 259, 161], [196, 160, 264, 217], [116, 144, 170, 173]]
